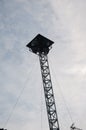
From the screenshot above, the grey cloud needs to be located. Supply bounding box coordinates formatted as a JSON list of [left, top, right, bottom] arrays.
[[0, 0, 86, 130]]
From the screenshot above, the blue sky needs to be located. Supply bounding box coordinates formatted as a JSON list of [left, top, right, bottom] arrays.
[[0, 0, 86, 130]]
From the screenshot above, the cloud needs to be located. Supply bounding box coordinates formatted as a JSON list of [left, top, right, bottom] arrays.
[[0, 0, 86, 130]]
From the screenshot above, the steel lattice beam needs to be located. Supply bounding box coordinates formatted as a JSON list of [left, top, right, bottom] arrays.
[[39, 54, 60, 130]]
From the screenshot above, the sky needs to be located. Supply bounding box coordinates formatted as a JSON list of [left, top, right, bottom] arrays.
[[0, 0, 86, 130]]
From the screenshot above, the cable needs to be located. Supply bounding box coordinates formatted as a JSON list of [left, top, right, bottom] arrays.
[[49, 56, 74, 124], [49, 60, 73, 130], [49, 58, 70, 130], [3, 59, 38, 128], [40, 80, 43, 130]]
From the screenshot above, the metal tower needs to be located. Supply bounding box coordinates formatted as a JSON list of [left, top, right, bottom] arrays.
[[26, 34, 60, 130]]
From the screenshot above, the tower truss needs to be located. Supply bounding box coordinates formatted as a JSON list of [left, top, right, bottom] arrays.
[[26, 34, 60, 130]]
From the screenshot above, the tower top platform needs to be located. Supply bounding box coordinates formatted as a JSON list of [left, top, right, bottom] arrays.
[[26, 34, 54, 54]]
